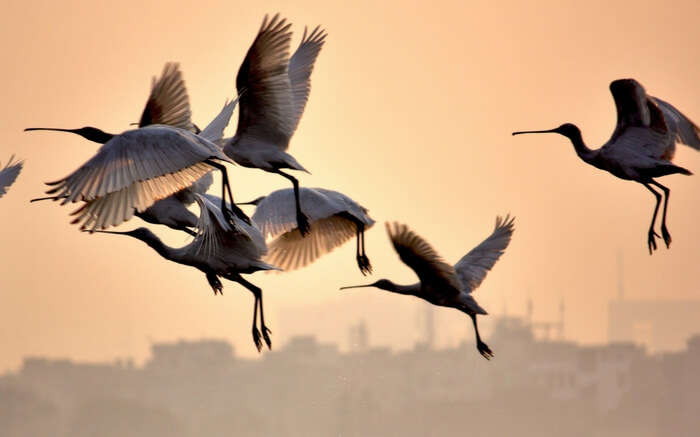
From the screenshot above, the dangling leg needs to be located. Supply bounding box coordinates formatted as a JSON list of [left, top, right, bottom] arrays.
[[642, 182, 663, 254], [470, 313, 493, 360], [205, 272, 223, 295], [274, 169, 310, 236], [649, 180, 671, 249], [355, 224, 372, 275], [204, 159, 251, 225], [229, 274, 270, 351]]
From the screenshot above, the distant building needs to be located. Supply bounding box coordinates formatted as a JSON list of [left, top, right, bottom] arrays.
[[608, 299, 700, 352]]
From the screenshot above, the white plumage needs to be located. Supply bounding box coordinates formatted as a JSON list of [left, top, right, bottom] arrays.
[[243, 187, 375, 274]]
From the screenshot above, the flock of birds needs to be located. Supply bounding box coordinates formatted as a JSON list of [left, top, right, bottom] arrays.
[[2, 14, 699, 359]]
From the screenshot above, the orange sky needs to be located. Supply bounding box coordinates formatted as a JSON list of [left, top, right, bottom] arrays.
[[1, 0, 699, 371]]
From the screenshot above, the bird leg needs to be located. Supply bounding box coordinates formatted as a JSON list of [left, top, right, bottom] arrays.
[[471, 314, 493, 360], [355, 225, 372, 275], [642, 182, 663, 254], [204, 159, 251, 226], [229, 274, 270, 351], [275, 169, 310, 236], [205, 272, 223, 295], [182, 227, 197, 237], [649, 180, 672, 249]]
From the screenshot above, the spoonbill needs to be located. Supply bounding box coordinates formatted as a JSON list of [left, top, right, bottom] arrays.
[[93, 194, 277, 352], [239, 187, 375, 274], [341, 216, 515, 360], [513, 79, 699, 253], [25, 96, 247, 232], [0, 155, 23, 198], [224, 14, 327, 236]]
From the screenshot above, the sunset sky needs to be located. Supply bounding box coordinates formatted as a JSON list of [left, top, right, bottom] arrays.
[[1, 0, 699, 371]]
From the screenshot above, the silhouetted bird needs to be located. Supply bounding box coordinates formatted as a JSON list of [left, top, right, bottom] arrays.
[[0, 155, 23, 199], [341, 216, 515, 360], [513, 78, 699, 253]]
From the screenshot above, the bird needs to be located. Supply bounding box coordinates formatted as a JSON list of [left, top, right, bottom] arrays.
[[0, 155, 23, 199], [24, 95, 248, 232], [223, 14, 327, 237], [512, 78, 699, 254], [92, 193, 277, 352], [238, 187, 375, 274], [341, 216, 515, 360]]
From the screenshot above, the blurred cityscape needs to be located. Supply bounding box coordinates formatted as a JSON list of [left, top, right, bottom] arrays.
[[2, 298, 699, 437]]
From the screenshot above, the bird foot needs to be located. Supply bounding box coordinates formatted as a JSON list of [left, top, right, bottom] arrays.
[[252, 327, 263, 353], [477, 341, 494, 360], [262, 326, 272, 350], [356, 254, 373, 276], [647, 229, 660, 254], [297, 212, 311, 237], [660, 224, 672, 249]]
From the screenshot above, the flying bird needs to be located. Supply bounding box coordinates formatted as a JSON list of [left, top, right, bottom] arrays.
[[93, 194, 277, 352], [341, 216, 515, 360], [513, 78, 699, 253], [25, 96, 247, 232], [224, 14, 327, 236], [239, 187, 375, 274], [0, 155, 23, 198]]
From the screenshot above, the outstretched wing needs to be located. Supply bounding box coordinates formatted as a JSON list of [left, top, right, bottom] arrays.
[[235, 14, 295, 149], [139, 63, 194, 131], [192, 193, 235, 257], [386, 222, 460, 294], [288, 26, 327, 134], [199, 96, 239, 146], [454, 215, 515, 294], [609, 79, 653, 142], [0, 155, 23, 198], [651, 97, 700, 150]]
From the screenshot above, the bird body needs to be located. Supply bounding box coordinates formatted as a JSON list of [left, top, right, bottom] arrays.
[[0, 155, 23, 198], [341, 216, 515, 359], [240, 187, 375, 274], [513, 79, 698, 253], [223, 14, 327, 236], [95, 194, 275, 351]]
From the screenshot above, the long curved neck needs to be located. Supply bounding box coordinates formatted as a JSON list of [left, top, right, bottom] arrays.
[[386, 281, 421, 295], [129, 232, 184, 264], [565, 130, 597, 164]]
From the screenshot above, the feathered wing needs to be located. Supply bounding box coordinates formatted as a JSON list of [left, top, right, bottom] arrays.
[[263, 215, 357, 271], [234, 13, 296, 148], [288, 25, 327, 134], [0, 155, 23, 198], [192, 193, 236, 257], [46, 127, 229, 230], [650, 96, 700, 151], [139, 63, 194, 131], [199, 96, 240, 146], [608, 79, 652, 143], [386, 222, 460, 294], [454, 215, 515, 294]]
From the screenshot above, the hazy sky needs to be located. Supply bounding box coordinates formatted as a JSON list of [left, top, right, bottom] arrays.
[[1, 0, 699, 371]]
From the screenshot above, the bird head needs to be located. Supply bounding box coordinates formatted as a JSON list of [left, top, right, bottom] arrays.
[[340, 279, 396, 292], [89, 227, 157, 243], [512, 123, 581, 141]]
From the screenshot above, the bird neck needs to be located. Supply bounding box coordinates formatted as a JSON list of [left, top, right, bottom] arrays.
[[385, 282, 420, 295], [131, 232, 182, 263], [565, 130, 596, 163]]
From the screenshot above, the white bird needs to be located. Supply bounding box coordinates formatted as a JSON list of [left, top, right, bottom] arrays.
[[341, 216, 515, 360], [0, 155, 23, 198], [224, 14, 327, 236], [93, 194, 277, 352], [239, 187, 375, 274], [24, 97, 247, 232], [513, 78, 699, 253]]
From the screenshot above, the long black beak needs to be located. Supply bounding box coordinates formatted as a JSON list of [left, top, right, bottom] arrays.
[[512, 128, 558, 136], [24, 127, 76, 133], [85, 230, 128, 235], [339, 284, 374, 290], [30, 195, 65, 203]]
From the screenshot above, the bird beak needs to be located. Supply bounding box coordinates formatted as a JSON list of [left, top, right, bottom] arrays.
[[339, 284, 374, 290], [24, 127, 74, 133], [85, 230, 127, 235], [129, 122, 139, 126], [512, 128, 558, 136], [236, 201, 257, 205]]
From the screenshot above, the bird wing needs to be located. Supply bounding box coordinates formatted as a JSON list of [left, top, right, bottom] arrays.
[[199, 96, 239, 146], [251, 187, 374, 239], [609, 79, 654, 143], [287, 26, 327, 134], [650, 96, 700, 151], [454, 215, 515, 295], [0, 155, 23, 198], [138, 63, 194, 131], [234, 14, 296, 149], [386, 222, 460, 295], [263, 215, 357, 272], [46, 127, 229, 230]]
